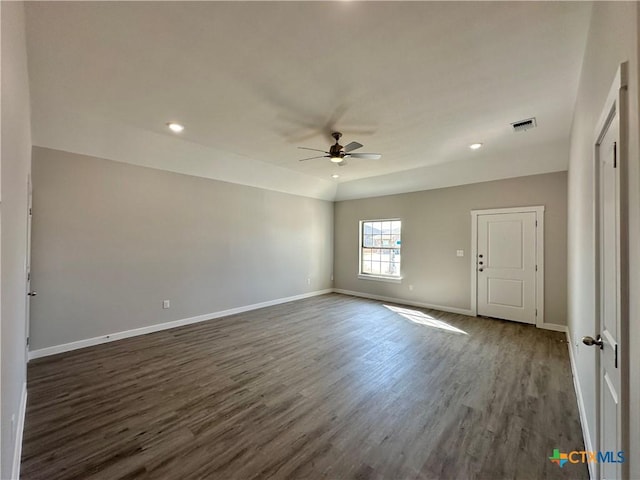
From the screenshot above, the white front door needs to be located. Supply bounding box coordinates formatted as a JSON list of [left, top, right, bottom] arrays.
[[476, 211, 537, 324], [594, 88, 623, 480]]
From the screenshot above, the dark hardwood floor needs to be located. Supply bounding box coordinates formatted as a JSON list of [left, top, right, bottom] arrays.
[[22, 293, 587, 479]]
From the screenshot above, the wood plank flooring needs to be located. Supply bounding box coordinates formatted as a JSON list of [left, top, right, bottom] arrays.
[[22, 293, 587, 479]]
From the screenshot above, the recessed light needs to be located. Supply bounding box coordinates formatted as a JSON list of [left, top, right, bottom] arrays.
[[331, 174, 340, 179], [167, 122, 184, 133], [469, 143, 483, 150]]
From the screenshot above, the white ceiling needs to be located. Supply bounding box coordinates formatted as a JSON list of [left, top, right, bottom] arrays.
[[25, 1, 592, 201]]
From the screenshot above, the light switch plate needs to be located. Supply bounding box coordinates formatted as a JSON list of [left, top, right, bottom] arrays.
[[456, 250, 464, 257]]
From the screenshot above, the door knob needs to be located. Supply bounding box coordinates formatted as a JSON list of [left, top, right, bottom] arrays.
[[582, 335, 603, 349], [27, 291, 37, 297]]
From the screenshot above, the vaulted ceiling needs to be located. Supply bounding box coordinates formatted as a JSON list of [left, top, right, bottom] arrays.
[[25, 1, 592, 200]]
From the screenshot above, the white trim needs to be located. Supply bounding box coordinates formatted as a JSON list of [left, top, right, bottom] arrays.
[[470, 205, 545, 328], [470, 212, 478, 316], [12, 382, 27, 480], [357, 274, 403, 284], [594, 63, 627, 143], [535, 207, 545, 329], [591, 62, 629, 480], [538, 323, 567, 333], [28, 289, 332, 360], [470, 206, 546, 216], [333, 288, 474, 316], [566, 328, 595, 480]]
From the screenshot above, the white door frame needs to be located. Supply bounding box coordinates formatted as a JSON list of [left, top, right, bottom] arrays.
[[25, 174, 33, 359], [592, 62, 628, 480], [470, 206, 545, 328]]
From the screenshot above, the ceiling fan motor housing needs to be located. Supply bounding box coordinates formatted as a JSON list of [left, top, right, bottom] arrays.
[[330, 132, 344, 160], [329, 143, 343, 157]]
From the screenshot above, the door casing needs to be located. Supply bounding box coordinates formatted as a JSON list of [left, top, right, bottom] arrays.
[[592, 62, 629, 480]]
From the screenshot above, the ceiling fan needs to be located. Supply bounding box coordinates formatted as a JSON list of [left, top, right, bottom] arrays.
[[297, 132, 382, 166]]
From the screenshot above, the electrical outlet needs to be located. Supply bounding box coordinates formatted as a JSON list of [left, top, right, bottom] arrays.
[[163, 300, 170, 309]]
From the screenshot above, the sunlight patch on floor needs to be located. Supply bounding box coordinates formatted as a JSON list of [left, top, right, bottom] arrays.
[[384, 305, 468, 335]]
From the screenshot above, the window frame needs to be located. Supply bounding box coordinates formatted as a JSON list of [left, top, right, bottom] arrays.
[[358, 218, 403, 284]]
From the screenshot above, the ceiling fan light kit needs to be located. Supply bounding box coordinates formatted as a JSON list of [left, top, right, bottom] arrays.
[[297, 131, 382, 166]]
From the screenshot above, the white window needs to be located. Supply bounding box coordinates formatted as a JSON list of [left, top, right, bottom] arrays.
[[359, 219, 402, 281]]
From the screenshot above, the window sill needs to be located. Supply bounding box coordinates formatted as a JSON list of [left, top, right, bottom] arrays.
[[357, 274, 403, 284]]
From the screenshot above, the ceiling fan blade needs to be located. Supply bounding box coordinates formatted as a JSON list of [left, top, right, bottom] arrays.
[[298, 155, 328, 162], [343, 141, 363, 153], [348, 153, 382, 160], [322, 103, 349, 141], [287, 129, 325, 143], [298, 147, 329, 153]]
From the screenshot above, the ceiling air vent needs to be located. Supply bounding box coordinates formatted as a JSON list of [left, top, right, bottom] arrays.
[[511, 117, 537, 132]]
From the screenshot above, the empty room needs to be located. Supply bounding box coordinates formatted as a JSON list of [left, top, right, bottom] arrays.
[[1, 1, 639, 479]]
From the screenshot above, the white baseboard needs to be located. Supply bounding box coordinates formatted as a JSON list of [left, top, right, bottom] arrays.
[[29, 289, 333, 360], [539, 323, 568, 333], [332, 289, 474, 316], [566, 327, 595, 480], [11, 382, 27, 480]]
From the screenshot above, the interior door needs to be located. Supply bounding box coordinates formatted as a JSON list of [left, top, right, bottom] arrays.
[[476, 211, 537, 324], [596, 110, 622, 480]]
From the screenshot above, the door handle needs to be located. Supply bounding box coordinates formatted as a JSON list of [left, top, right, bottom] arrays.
[[27, 291, 37, 297], [582, 335, 603, 349]]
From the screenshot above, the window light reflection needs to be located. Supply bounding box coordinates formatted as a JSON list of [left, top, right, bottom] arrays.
[[384, 305, 468, 335]]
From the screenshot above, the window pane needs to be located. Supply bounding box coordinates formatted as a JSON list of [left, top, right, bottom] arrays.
[[392, 221, 401, 233], [380, 261, 391, 275], [362, 248, 373, 262], [362, 260, 372, 274], [381, 221, 391, 234], [363, 234, 373, 247], [389, 262, 400, 275], [372, 222, 382, 235], [372, 262, 382, 274]]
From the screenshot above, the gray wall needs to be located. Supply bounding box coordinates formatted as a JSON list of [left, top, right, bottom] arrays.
[[30, 147, 333, 351], [567, 3, 640, 474], [1, 2, 32, 477], [334, 171, 568, 325]]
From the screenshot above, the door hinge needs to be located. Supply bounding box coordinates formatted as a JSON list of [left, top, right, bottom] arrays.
[[26, 337, 29, 347], [535, 265, 538, 272], [613, 142, 617, 168], [29, 207, 32, 216], [615, 343, 618, 368], [535, 309, 538, 317], [535, 220, 538, 227]]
